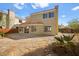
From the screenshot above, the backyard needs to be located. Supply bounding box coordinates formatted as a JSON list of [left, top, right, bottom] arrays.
[[0, 33, 79, 56], [0, 33, 56, 56]]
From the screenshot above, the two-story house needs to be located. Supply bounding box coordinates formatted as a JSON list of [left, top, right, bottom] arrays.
[[18, 6, 58, 35]]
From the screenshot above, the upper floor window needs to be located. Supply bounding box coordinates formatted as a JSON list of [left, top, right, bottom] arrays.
[[49, 12, 54, 18], [43, 14, 47, 19]]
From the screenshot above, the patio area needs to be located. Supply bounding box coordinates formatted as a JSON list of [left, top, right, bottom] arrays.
[[0, 33, 56, 56]]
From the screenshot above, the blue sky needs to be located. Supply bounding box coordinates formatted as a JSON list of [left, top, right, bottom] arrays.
[[59, 3, 79, 26], [0, 3, 79, 25]]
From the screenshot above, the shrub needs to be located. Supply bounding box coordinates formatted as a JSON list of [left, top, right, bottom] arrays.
[[55, 34, 75, 44], [55, 36, 64, 45], [0, 32, 5, 37], [53, 34, 76, 55]]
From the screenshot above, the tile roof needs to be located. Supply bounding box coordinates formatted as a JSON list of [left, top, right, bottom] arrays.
[[25, 19, 44, 24], [19, 19, 44, 27]]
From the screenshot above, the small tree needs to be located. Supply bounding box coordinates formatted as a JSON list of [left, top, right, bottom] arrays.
[[0, 32, 5, 38], [68, 19, 79, 33], [68, 18, 79, 41]]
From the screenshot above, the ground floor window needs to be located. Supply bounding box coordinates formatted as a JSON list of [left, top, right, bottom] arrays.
[[31, 26, 36, 32], [24, 27, 29, 33], [16, 27, 18, 29], [19, 27, 23, 32], [44, 26, 52, 32]]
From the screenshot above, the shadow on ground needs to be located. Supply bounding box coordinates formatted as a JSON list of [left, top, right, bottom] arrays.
[[22, 44, 54, 56], [22, 42, 79, 56], [1, 42, 79, 56]]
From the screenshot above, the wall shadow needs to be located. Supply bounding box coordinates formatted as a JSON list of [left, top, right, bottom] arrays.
[[5, 33, 53, 40]]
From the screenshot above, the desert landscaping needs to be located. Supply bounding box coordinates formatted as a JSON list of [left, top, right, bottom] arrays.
[[0, 33, 56, 56], [0, 3, 79, 56], [0, 33, 79, 56]]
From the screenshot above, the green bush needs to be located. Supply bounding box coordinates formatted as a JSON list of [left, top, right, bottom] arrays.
[[0, 32, 5, 37], [55, 34, 75, 44], [55, 36, 64, 45]]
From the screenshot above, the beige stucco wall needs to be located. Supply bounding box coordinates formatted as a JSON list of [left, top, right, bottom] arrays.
[[0, 10, 20, 30], [12, 17, 20, 28], [7, 10, 15, 29], [7, 10, 20, 29], [2, 14, 7, 28], [14, 17, 20, 25], [29, 7, 58, 35], [0, 12, 7, 28], [29, 24, 44, 34]]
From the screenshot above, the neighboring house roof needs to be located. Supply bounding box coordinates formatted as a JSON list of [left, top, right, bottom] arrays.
[[59, 24, 65, 29], [59, 25, 72, 29], [25, 18, 44, 24], [0, 10, 8, 15]]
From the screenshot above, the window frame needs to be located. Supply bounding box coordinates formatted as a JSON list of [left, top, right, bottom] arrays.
[[49, 12, 54, 18], [44, 26, 52, 32], [43, 13, 48, 19]]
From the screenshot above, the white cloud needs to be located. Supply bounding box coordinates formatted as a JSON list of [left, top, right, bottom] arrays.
[[21, 16, 26, 20], [14, 3, 25, 10], [64, 23, 68, 26], [31, 4, 37, 9], [3, 10, 8, 13], [61, 15, 66, 18], [72, 6, 79, 11], [31, 3, 49, 9]]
